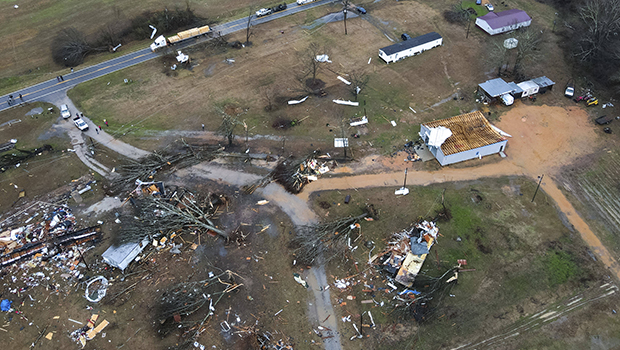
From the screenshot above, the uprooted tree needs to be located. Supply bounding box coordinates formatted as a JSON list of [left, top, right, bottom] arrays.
[[158, 270, 243, 346], [51, 28, 97, 67], [116, 190, 227, 244], [291, 214, 367, 265], [111, 140, 223, 192]]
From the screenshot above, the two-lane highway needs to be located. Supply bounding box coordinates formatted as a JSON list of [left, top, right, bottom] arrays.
[[0, 0, 334, 112]]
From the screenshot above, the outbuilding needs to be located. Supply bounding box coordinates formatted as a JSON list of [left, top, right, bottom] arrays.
[[478, 77, 518, 105], [517, 80, 539, 97], [531, 76, 555, 93], [419, 111, 508, 166], [378, 32, 443, 64], [475, 9, 532, 35]]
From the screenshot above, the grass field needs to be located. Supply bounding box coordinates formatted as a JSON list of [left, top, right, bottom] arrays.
[[0, 0, 279, 95], [308, 177, 618, 350], [64, 0, 568, 160]]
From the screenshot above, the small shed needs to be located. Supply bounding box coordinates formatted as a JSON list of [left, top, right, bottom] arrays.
[[379, 32, 443, 64], [478, 78, 515, 101], [531, 76, 555, 93], [475, 9, 532, 35], [419, 111, 508, 166], [517, 80, 539, 97]]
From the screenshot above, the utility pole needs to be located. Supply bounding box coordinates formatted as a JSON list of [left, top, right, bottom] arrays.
[[466, 18, 472, 38], [532, 174, 544, 202]]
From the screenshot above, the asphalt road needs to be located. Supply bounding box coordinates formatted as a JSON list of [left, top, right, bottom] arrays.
[[0, 0, 334, 112]]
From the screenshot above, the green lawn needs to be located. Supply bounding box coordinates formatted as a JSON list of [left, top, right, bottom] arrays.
[[461, 0, 489, 17], [309, 176, 611, 350]]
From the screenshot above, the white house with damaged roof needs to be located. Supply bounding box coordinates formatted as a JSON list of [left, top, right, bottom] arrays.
[[476, 9, 532, 35], [378, 32, 443, 64], [419, 111, 510, 166]]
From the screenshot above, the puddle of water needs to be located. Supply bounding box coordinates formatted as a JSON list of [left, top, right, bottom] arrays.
[[218, 244, 228, 257], [25, 107, 43, 116]]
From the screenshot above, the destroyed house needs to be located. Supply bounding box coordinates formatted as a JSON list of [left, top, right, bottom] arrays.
[[376, 221, 439, 287], [475, 9, 532, 35], [419, 111, 507, 166], [378, 32, 443, 64]]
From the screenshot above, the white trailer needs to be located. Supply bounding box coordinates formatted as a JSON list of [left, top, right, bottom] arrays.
[[378, 32, 442, 64]]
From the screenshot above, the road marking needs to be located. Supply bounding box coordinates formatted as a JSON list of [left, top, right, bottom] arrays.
[[21, 53, 153, 98]]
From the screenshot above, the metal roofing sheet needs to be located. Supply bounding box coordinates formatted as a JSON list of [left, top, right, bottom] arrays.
[[380, 32, 442, 56], [531, 76, 555, 87], [478, 78, 514, 97], [507, 82, 523, 94], [478, 9, 531, 29]]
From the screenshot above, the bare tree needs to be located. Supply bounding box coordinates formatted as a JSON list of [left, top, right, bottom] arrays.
[[296, 43, 327, 94], [486, 39, 509, 76], [574, 0, 620, 62], [245, 9, 254, 45], [346, 70, 370, 100], [217, 114, 241, 146], [260, 85, 278, 111], [513, 28, 542, 76]]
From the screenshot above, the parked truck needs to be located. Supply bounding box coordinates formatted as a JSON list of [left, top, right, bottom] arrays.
[[150, 25, 211, 51]]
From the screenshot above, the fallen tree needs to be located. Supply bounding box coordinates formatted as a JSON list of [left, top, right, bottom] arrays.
[[291, 214, 367, 266], [117, 189, 227, 244], [111, 140, 223, 193]]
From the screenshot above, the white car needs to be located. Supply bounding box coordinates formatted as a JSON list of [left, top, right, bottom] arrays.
[[73, 116, 89, 131], [486, 3, 494, 11], [60, 104, 71, 119], [564, 86, 575, 97], [256, 8, 272, 17]]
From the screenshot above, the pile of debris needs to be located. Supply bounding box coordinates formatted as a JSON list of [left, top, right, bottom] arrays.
[[245, 153, 334, 194], [69, 313, 109, 347], [0, 203, 100, 267], [373, 220, 439, 287]]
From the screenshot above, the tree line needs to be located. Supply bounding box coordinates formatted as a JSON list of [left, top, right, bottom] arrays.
[[51, 5, 204, 67]]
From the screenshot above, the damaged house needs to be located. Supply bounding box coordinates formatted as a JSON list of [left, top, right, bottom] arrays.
[[375, 221, 439, 287], [419, 111, 508, 166]]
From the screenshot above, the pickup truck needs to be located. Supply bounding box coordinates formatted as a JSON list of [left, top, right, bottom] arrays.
[[256, 8, 272, 17], [60, 104, 71, 119], [73, 116, 89, 131]]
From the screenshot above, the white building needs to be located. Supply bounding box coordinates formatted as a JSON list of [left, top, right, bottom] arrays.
[[476, 9, 532, 35], [517, 80, 539, 97], [378, 32, 443, 64], [419, 111, 508, 166]]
